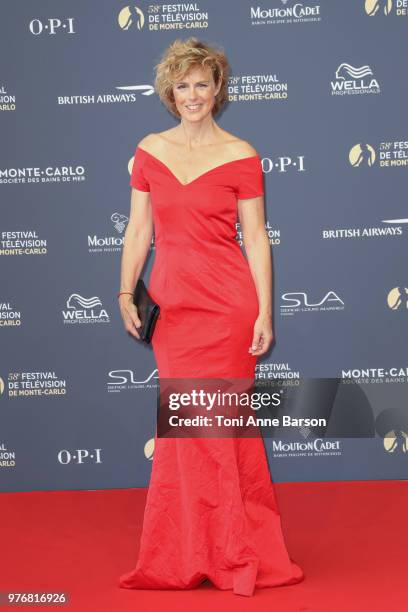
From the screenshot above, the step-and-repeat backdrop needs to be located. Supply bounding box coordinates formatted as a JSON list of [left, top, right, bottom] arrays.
[[1, 1, 407, 492]]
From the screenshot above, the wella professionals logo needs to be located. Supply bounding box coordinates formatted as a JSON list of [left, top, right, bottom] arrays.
[[331, 63, 380, 96], [387, 287, 408, 310], [349, 140, 408, 169], [118, 3, 210, 32], [62, 294, 110, 325]]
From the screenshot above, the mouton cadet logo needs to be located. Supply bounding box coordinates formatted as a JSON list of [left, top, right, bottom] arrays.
[[88, 213, 131, 255], [249, 2, 322, 26]]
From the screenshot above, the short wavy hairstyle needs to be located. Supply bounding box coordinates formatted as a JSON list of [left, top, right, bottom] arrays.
[[153, 37, 230, 118]]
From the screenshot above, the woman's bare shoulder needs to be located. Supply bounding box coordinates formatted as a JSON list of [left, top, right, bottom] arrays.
[[137, 132, 158, 150], [137, 131, 171, 155], [219, 130, 259, 157], [230, 138, 259, 157], [137, 130, 258, 157]]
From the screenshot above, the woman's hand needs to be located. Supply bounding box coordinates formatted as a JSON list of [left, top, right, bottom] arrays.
[[248, 312, 274, 357], [118, 294, 142, 340]]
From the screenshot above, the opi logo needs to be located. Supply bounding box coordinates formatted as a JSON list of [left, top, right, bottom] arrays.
[[261, 155, 306, 173], [29, 18, 76, 35], [58, 449, 102, 464]]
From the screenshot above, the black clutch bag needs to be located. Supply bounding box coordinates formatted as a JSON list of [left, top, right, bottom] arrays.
[[132, 279, 160, 344]]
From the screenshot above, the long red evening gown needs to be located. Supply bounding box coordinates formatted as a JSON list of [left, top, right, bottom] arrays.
[[119, 143, 304, 597]]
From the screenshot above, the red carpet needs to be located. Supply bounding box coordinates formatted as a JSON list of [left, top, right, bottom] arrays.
[[1, 480, 406, 611]]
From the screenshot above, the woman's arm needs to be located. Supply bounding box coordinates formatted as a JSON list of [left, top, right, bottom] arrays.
[[238, 195, 273, 356], [118, 187, 154, 339]]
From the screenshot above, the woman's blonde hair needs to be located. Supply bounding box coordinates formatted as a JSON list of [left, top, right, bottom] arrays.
[[153, 37, 230, 118]]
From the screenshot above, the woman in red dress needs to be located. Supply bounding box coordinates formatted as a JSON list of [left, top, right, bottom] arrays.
[[118, 36, 304, 597]]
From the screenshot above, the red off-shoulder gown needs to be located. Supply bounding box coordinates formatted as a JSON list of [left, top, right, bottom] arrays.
[[119, 144, 304, 597]]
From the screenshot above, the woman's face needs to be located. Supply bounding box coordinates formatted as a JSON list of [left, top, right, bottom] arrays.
[[172, 66, 221, 121]]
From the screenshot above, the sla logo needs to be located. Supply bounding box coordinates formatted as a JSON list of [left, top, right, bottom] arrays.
[[58, 449, 102, 464], [387, 287, 408, 310], [331, 63, 380, 95], [384, 430, 407, 453], [29, 18, 75, 35], [107, 368, 159, 390], [365, 0, 393, 15], [281, 291, 345, 314], [62, 294, 110, 325], [118, 6, 145, 30], [349, 143, 376, 167]]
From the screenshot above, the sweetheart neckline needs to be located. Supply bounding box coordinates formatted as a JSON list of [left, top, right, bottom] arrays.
[[137, 145, 259, 187]]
